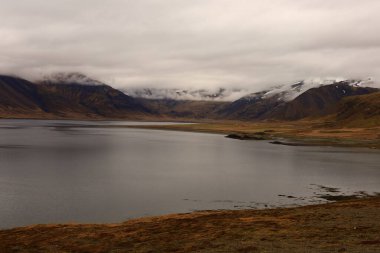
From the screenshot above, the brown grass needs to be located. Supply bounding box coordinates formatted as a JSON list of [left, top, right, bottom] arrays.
[[1, 197, 379, 252]]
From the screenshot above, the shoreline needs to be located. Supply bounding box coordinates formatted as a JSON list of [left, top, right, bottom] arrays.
[[1, 196, 379, 252], [124, 121, 380, 150]]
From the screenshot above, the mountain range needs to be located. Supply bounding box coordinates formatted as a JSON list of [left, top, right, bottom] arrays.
[[0, 73, 379, 126]]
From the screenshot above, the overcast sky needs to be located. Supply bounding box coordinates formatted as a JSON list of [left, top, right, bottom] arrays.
[[1, 0, 379, 90]]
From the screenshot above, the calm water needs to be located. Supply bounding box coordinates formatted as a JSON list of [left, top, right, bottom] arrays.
[[0, 119, 379, 228]]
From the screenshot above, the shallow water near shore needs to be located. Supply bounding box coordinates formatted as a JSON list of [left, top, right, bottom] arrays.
[[0, 119, 379, 228]]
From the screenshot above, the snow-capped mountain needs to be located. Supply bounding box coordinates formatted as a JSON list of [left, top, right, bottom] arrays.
[[125, 88, 250, 101], [240, 78, 373, 102], [40, 72, 106, 86], [219, 78, 379, 121]]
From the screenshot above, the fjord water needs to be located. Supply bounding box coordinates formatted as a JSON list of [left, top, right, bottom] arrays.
[[0, 120, 379, 228]]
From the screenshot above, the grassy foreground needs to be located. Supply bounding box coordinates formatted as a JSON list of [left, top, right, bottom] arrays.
[[0, 197, 379, 253], [131, 120, 380, 149]]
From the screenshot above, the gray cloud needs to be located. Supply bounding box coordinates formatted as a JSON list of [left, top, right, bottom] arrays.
[[0, 0, 379, 91]]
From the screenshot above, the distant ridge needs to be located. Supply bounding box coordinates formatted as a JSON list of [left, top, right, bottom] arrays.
[[126, 87, 249, 102], [126, 78, 375, 102]]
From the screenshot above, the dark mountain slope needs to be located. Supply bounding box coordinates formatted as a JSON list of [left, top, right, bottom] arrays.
[[0, 75, 47, 117], [37, 81, 152, 118], [334, 92, 380, 127]]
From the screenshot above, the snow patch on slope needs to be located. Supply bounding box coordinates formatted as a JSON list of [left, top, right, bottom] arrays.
[[41, 72, 105, 86]]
